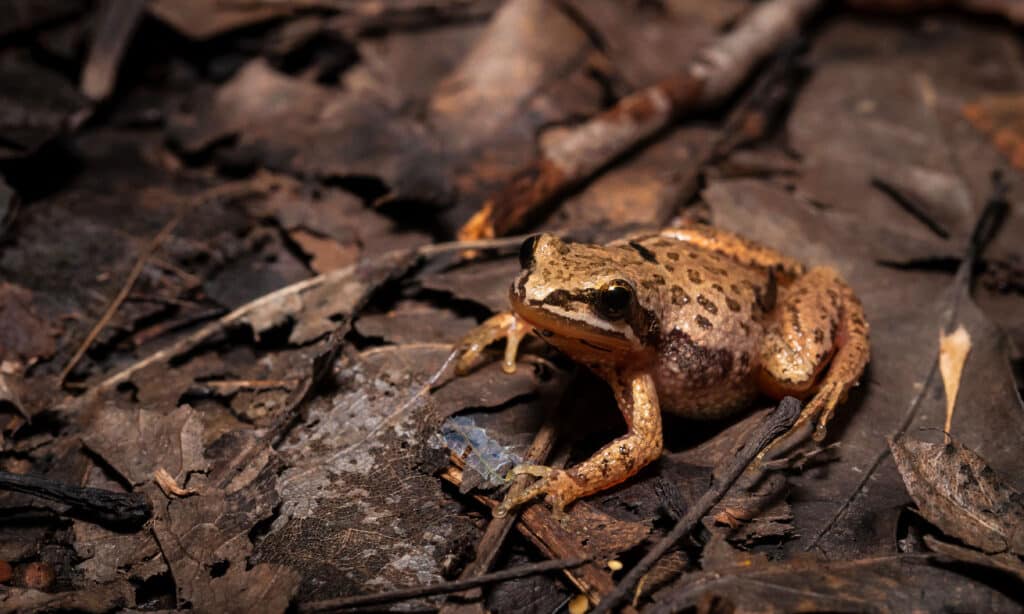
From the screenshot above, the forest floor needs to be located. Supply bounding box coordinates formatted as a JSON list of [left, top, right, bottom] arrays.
[[1, 1, 1023, 612]]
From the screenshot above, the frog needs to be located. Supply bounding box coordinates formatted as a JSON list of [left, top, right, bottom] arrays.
[[456, 225, 870, 517]]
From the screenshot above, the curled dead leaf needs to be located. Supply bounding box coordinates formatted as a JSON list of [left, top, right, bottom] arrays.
[[890, 436, 1024, 555], [154, 467, 197, 498]]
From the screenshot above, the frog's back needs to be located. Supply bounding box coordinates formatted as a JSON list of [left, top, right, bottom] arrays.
[[620, 234, 775, 418]]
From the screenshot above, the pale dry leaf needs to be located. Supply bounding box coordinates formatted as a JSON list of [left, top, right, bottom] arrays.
[[939, 325, 971, 438], [154, 467, 197, 498]]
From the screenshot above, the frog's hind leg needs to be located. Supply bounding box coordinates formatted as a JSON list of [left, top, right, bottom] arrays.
[[756, 267, 870, 442]]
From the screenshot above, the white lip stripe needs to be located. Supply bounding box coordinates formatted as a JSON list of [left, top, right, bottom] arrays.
[[542, 305, 639, 343]]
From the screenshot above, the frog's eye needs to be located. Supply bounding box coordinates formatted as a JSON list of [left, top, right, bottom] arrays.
[[519, 235, 540, 269], [595, 280, 634, 320]]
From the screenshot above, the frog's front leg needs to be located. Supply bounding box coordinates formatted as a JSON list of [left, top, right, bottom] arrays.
[[756, 267, 870, 441], [495, 370, 662, 517], [456, 312, 533, 375]]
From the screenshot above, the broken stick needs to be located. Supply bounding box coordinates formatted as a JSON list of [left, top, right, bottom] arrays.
[[458, 0, 822, 240]]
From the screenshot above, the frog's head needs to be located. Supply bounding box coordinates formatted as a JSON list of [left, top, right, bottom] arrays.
[[509, 234, 659, 364]]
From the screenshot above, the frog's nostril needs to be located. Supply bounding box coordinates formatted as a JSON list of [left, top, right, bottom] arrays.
[[519, 235, 540, 269]]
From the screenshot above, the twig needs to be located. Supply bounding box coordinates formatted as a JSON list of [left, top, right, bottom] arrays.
[[459, 0, 822, 240], [870, 176, 951, 239], [438, 465, 630, 611], [58, 213, 183, 386], [592, 397, 802, 613], [0, 470, 151, 528], [78, 235, 529, 399], [654, 37, 808, 226], [296, 557, 588, 612], [440, 413, 560, 612]]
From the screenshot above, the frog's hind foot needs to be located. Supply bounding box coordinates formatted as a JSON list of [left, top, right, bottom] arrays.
[[455, 312, 533, 375], [793, 380, 846, 442], [494, 464, 580, 520]]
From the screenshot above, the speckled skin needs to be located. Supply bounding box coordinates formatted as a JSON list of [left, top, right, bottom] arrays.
[[457, 225, 870, 515]]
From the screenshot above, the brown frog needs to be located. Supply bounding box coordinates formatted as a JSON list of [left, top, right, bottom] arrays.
[[457, 225, 869, 516]]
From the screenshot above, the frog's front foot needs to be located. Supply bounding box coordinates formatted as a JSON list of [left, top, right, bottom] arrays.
[[456, 312, 533, 375], [494, 464, 581, 520]]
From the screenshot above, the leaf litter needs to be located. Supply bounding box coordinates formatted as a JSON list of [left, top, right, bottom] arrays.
[[1, 1, 1023, 612]]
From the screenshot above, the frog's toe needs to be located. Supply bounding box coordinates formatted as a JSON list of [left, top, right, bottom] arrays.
[[508, 464, 555, 479], [454, 312, 532, 376], [812, 382, 845, 441], [494, 465, 578, 517]]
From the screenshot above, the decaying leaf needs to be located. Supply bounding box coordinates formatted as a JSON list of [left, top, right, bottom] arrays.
[[256, 344, 544, 601], [939, 325, 971, 436], [169, 58, 451, 206], [0, 58, 90, 159], [0, 282, 56, 367], [0, 582, 129, 613], [81, 404, 208, 488], [963, 93, 1024, 169], [890, 435, 1024, 555], [923, 535, 1024, 583], [149, 429, 299, 612], [651, 552, 1021, 613], [148, 0, 294, 40]]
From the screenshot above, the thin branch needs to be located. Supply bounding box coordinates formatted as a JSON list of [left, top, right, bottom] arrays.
[[296, 557, 588, 612], [459, 0, 822, 240], [58, 213, 183, 386], [870, 176, 951, 239], [77, 234, 530, 399], [58, 177, 282, 390], [592, 397, 802, 613], [0, 470, 151, 528], [655, 37, 808, 226]]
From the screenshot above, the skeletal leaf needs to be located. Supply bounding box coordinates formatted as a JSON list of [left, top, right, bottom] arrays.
[[889, 436, 1024, 554]]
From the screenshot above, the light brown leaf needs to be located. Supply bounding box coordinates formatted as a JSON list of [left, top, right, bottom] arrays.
[[939, 325, 971, 437]]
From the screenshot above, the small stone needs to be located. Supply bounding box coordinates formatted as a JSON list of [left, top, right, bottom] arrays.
[[0, 560, 12, 583]]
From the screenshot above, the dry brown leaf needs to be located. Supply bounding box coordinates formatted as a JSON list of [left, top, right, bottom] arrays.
[[148, 0, 294, 40], [890, 436, 1024, 555], [923, 535, 1024, 583], [963, 94, 1024, 169], [288, 229, 361, 274]]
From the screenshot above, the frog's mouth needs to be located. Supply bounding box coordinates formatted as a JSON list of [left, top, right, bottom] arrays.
[[509, 286, 640, 355]]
